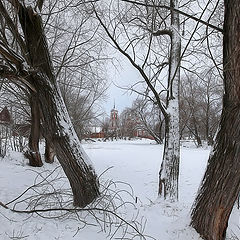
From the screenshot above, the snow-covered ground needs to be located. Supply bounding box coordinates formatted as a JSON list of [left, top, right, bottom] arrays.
[[0, 139, 239, 239]]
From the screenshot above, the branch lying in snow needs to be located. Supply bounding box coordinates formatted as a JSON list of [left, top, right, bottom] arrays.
[[0, 202, 139, 234], [0, 192, 152, 240], [5, 166, 62, 207], [0, 201, 8, 209], [0, 167, 156, 240]]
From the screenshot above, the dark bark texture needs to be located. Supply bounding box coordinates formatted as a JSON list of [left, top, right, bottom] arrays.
[[25, 92, 43, 167], [191, 1, 240, 239], [17, 5, 99, 207], [44, 138, 55, 163]]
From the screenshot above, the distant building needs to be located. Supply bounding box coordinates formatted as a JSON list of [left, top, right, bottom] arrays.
[[0, 106, 12, 125], [87, 126, 104, 139], [84, 103, 154, 140], [0, 106, 31, 138], [109, 104, 119, 132], [0, 106, 13, 140]]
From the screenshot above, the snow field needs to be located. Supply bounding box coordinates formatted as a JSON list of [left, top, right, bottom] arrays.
[[0, 139, 239, 239]]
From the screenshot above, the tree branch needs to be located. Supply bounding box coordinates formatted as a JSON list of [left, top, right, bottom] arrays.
[[121, 0, 223, 33], [93, 7, 168, 119], [0, 0, 29, 62], [152, 29, 172, 37]]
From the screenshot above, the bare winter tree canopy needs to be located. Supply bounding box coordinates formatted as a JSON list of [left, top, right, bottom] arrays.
[[1, 0, 240, 240], [0, 0, 100, 207], [92, 0, 182, 201]]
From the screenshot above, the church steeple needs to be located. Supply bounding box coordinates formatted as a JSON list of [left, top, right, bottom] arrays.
[[109, 102, 118, 131], [113, 99, 116, 110]]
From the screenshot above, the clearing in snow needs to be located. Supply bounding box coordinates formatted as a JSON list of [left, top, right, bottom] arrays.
[[0, 139, 239, 239]]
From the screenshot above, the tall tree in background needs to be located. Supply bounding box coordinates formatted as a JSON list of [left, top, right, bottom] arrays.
[[157, 0, 181, 201], [191, 1, 240, 239], [94, 0, 181, 201], [0, 0, 99, 207], [179, 71, 222, 146], [132, 99, 164, 144]]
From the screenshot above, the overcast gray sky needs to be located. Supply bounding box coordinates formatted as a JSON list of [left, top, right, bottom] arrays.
[[103, 55, 142, 115]]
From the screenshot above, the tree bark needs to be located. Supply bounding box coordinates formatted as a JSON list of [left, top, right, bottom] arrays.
[[158, 0, 181, 201], [17, 4, 99, 207], [159, 113, 180, 200], [191, 1, 240, 239], [44, 138, 55, 163], [25, 92, 43, 167], [192, 117, 202, 147], [34, 77, 100, 206]]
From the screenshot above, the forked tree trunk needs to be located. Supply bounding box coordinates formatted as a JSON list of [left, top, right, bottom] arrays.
[[17, 4, 99, 207], [25, 92, 43, 167], [158, 0, 181, 201], [191, 1, 240, 239]]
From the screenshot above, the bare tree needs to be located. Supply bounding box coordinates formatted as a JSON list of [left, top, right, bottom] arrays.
[[132, 98, 164, 144], [43, 0, 108, 141], [119, 107, 137, 139], [107, 0, 223, 201], [1, 0, 108, 165], [101, 116, 111, 140], [191, 1, 240, 239], [92, 0, 182, 201], [0, 0, 99, 207], [179, 70, 222, 146]]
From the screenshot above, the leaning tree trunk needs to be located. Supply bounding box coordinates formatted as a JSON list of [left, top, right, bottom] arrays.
[[17, 4, 99, 207], [35, 78, 100, 206], [158, 0, 181, 201], [191, 1, 240, 239], [25, 92, 43, 167]]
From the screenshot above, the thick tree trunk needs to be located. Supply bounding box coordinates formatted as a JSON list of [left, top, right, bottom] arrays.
[[191, 1, 240, 239], [25, 92, 43, 167], [158, 0, 181, 201], [35, 78, 100, 206], [17, 4, 100, 207], [44, 138, 55, 163], [40, 116, 55, 163]]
